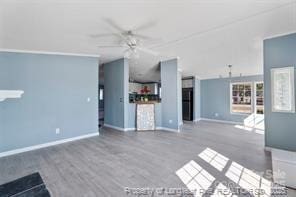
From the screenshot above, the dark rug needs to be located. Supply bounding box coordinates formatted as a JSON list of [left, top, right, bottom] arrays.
[[0, 172, 50, 197]]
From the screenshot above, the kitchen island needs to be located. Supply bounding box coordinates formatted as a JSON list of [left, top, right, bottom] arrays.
[[128, 101, 161, 131], [136, 102, 156, 131]]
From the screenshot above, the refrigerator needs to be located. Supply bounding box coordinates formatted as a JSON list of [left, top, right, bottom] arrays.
[[182, 88, 193, 121]]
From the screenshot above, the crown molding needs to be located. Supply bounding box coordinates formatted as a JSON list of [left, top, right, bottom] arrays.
[[0, 48, 100, 58], [159, 56, 180, 63], [263, 30, 296, 40]]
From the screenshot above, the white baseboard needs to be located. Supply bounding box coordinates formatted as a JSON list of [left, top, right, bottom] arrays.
[[124, 128, 136, 131], [193, 118, 201, 122], [200, 118, 242, 125], [103, 124, 136, 132], [104, 124, 125, 131], [0, 132, 99, 158], [104, 124, 180, 132], [156, 127, 180, 133], [264, 146, 272, 152]]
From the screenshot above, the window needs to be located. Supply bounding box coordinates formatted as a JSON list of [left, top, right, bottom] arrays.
[[231, 83, 252, 114], [99, 89, 103, 100], [256, 82, 264, 114]]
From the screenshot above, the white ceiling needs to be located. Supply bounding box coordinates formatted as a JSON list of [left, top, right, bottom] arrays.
[[1, 0, 296, 81]]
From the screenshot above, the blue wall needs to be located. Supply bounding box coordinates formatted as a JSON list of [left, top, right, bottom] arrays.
[[193, 77, 201, 121], [264, 33, 296, 151], [0, 52, 99, 153], [104, 58, 129, 129], [160, 59, 182, 130], [200, 75, 263, 122]]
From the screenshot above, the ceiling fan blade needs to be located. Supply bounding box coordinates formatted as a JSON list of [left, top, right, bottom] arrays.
[[133, 20, 157, 32], [90, 33, 118, 38], [97, 45, 126, 48], [132, 33, 163, 42], [131, 33, 153, 40], [103, 18, 126, 32], [137, 47, 159, 56], [103, 18, 127, 40]]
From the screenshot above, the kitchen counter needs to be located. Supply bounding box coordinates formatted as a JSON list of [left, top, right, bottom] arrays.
[[133, 101, 161, 104]]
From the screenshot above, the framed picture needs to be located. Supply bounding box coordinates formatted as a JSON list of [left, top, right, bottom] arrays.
[[271, 66, 295, 113]]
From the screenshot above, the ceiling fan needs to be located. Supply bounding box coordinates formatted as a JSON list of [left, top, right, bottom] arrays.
[[91, 18, 160, 59]]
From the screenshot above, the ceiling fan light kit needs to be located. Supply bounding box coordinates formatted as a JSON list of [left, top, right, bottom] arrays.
[[95, 19, 160, 59]]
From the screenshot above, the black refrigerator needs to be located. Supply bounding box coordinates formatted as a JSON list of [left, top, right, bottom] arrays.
[[182, 88, 193, 121]]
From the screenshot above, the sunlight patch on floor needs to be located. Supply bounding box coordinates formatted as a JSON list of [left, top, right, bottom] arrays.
[[176, 148, 285, 197], [176, 160, 215, 197], [225, 161, 272, 196], [234, 125, 253, 132], [198, 148, 229, 172], [243, 113, 265, 130]]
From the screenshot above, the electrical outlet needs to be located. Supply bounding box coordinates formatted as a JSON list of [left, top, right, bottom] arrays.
[[56, 128, 60, 134], [169, 120, 173, 124], [87, 97, 91, 102], [215, 113, 219, 117]]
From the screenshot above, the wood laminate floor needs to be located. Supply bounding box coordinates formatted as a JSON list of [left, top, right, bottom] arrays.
[[0, 121, 295, 196]]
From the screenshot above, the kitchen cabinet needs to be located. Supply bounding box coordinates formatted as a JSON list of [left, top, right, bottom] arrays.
[[129, 82, 158, 94]]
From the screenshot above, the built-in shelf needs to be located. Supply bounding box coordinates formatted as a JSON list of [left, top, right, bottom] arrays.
[[0, 90, 24, 102]]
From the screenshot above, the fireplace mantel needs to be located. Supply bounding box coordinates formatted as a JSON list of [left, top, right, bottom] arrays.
[[0, 90, 24, 102]]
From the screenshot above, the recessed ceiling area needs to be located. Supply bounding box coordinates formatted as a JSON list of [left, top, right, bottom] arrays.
[[1, 0, 296, 81]]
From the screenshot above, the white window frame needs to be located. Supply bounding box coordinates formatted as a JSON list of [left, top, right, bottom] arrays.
[[254, 81, 264, 114], [230, 82, 253, 115], [271, 67, 295, 113]]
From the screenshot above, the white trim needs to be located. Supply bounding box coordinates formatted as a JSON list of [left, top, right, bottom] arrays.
[[124, 128, 136, 131], [0, 90, 24, 102], [263, 30, 296, 40], [0, 48, 100, 58], [0, 132, 99, 158], [156, 127, 180, 132], [200, 118, 242, 125], [104, 124, 136, 132], [264, 146, 272, 152], [104, 124, 181, 132], [104, 124, 126, 131], [159, 56, 179, 63], [193, 118, 201, 122], [194, 76, 201, 80], [200, 74, 264, 81]]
